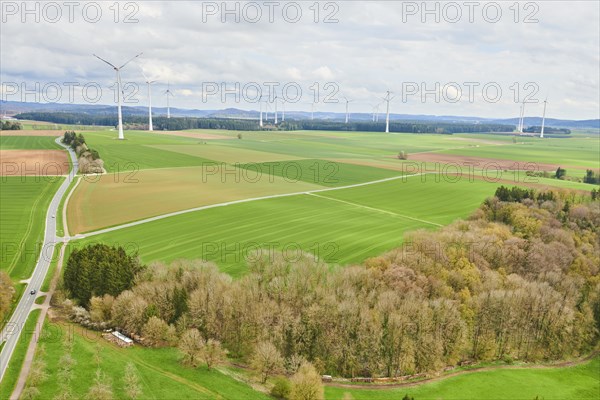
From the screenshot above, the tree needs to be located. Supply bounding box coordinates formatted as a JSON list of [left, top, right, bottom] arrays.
[[271, 376, 291, 399], [123, 362, 143, 400], [289, 362, 324, 400], [201, 339, 228, 370], [555, 167, 566, 179], [63, 244, 144, 307], [142, 316, 170, 347], [250, 341, 284, 383], [179, 328, 203, 367], [87, 369, 113, 400]]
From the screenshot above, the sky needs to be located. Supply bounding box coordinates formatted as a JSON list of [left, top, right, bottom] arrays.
[[1, 0, 599, 120]]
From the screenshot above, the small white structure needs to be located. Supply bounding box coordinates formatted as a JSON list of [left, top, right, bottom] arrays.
[[111, 331, 133, 346]]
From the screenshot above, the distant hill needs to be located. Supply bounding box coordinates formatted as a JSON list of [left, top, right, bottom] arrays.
[[1, 100, 598, 129]]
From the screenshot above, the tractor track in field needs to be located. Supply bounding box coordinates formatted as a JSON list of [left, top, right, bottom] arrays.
[[325, 351, 600, 390]]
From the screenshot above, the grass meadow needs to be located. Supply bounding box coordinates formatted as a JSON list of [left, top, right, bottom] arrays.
[[325, 357, 600, 400]]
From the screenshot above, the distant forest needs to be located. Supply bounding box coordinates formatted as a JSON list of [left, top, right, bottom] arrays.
[[523, 126, 571, 135], [15, 112, 515, 134]]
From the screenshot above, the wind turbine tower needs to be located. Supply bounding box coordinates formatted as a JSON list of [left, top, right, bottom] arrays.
[[540, 99, 547, 138], [93, 52, 143, 140], [259, 96, 264, 128], [164, 83, 174, 119], [344, 97, 353, 124], [141, 70, 157, 131], [274, 96, 278, 124], [383, 91, 394, 133]]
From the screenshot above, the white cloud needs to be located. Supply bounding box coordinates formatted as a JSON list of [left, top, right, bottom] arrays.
[[0, 1, 597, 119]]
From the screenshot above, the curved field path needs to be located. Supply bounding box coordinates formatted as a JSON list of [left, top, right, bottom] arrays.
[[326, 352, 599, 390]]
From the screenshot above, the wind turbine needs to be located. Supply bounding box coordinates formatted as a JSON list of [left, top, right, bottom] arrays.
[[343, 97, 353, 124], [540, 98, 547, 138], [93, 52, 143, 140], [164, 83, 174, 119], [383, 91, 394, 133], [372, 103, 381, 122], [141, 70, 157, 131], [274, 95, 279, 124], [518, 101, 526, 133], [281, 98, 286, 122], [259, 97, 264, 128], [311, 102, 315, 120]]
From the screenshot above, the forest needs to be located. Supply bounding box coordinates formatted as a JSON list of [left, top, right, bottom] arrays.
[[58, 187, 600, 380]]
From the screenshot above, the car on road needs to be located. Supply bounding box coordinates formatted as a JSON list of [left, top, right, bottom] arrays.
[[52, 214, 56, 218], [30, 289, 37, 295]]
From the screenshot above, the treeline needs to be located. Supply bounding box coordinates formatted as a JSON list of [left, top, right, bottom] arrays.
[[62, 131, 104, 174], [524, 126, 571, 135], [281, 120, 515, 134], [59, 188, 600, 380], [0, 120, 22, 130], [0, 272, 14, 322], [15, 112, 514, 134]]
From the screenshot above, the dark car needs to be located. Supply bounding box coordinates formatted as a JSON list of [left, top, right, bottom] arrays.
[[30, 289, 37, 295]]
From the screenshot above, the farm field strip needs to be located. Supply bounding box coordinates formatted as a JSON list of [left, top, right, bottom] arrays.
[[0, 135, 62, 149], [67, 164, 325, 234], [0, 177, 64, 279], [77, 172, 427, 238]]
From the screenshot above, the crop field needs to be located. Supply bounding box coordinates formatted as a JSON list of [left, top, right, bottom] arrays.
[[67, 164, 324, 234], [325, 357, 600, 400], [0, 150, 70, 176], [443, 138, 600, 169], [0, 135, 61, 149], [70, 177, 497, 277], [0, 176, 63, 279], [6, 127, 599, 400]]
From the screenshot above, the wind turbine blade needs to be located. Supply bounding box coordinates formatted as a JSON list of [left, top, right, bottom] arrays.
[[93, 54, 117, 69], [119, 52, 143, 69]]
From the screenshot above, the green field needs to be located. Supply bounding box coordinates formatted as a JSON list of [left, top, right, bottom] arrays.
[[0, 135, 61, 150], [79, 130, 218, 172], [72, 177, 497, 277], [30, 320, 269, 400], [325, 357, 600, 400], [443, 138, 600, 169], [0, 177, 63, 279]]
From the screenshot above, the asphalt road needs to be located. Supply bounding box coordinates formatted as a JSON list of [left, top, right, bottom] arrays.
[[0, 137, 78, 383]]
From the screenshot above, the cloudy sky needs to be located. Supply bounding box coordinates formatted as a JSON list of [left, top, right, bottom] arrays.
[[1, 1, 599, 119]]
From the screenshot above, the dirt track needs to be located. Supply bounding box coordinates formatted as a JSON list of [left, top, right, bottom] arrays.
[[0, 150, 69, 176], [326, 352, 599, 390]]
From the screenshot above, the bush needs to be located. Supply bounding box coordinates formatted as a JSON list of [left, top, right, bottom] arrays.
[[397, 151, 408, 160], [271, 376, 291, 399]]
